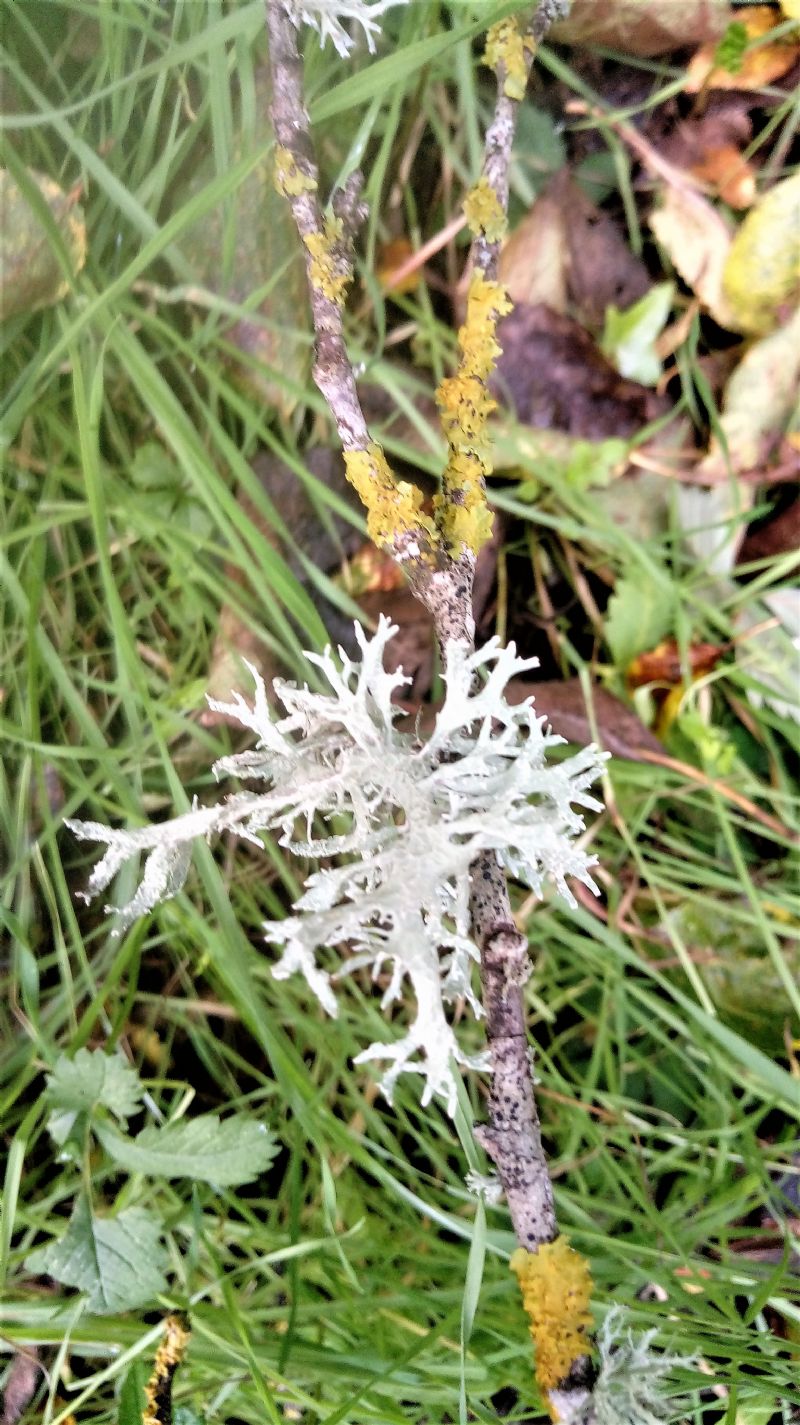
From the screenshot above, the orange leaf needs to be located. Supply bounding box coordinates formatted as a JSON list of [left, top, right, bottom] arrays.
[[376, 237, 420, 295], [686, 5, 800, 92], [689, 143, 756, 208]]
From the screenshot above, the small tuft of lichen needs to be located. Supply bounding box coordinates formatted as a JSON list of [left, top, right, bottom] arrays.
[[344, 443, 436, 554], [433, 270, 511, 557], [303, 214, 349, 305], [483, 17, 531, 101], [510, 1235, 593, 1410], [463, 176, 507, 243], [273, 145, 317, 198]]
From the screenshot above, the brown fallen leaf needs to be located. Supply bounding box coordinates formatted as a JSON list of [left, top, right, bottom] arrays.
[[739, 486, 800, 562], [685, 4, 800, 92], [649, 185, 739, 329], [627, 639, 726, 689], [551, 0, 732, 57], [510, 680, 664, 761], [498, 185, 569, 313], [492, 302, 669, 440], [376, 237, 420, 295], [689, 144, 756, 209]]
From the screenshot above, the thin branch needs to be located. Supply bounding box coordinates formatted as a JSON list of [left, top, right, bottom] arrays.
[[266, 4, 598, 1418]]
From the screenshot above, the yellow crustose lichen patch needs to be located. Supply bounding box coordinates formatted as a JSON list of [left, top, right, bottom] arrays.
[[510, 1235, 593, 1416], [344, 444, 436, 555], [483, 17, 534, 101], [463, 176, 507, 243], [273, 145, 317, 198], [303, 215, 349, 305], [433, 270, 511, 557]]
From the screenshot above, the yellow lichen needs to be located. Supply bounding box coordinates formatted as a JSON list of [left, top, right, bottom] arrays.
[[463, 176, 507, 243], [273, 145, 317, 198], [303, 214, 349, 305], [510, 1235, 593, 1415], [433, 270, 511, 557], [483, 17, 529, 101], [344, 443, 436, 554], [143, 1313, 191, 1425]]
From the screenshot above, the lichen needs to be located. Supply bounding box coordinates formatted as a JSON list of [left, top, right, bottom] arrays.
[[343, 443, 436, 553], [433, 270, 511, 557], [463, 176, 507, 243], [303, 214, 349, 305], [273, 144, 317, 198], [510, 1235, 593, 1412], [483, 17, 532, 101]]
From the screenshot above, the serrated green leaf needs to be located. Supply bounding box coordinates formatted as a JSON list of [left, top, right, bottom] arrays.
[[46, 1047, 143, 1124], [24, 1197, 168, 1313], [602, 282, 674, 386], [605, 573, 674, 669], [96, 1114, 277, 1186]]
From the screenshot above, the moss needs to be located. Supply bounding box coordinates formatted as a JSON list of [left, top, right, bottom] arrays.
[[273, 145, 317, 198], [483, 17, 531, 101], [463, 176, 507, 243], [344, 444, 436, 555], [510, 1235, 594, 1414]]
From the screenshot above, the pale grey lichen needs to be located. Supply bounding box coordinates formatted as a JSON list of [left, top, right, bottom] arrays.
[[593, 1307, 697, 1425], [282, 0, 408, 57], [69, 618, 604, 1112]]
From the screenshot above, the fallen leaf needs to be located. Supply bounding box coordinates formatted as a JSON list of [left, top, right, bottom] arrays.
[[722, 170, 800, 334], [627, 639, 725, 688], [649, 185, 739, 330], [739, 486, 800, 562], [493, 303, 669, 440], [685, 6, 800, 93], [690, 144, 756, 209], [499, 187, 569, 312], [698, 304, 800, 479], [0, 168, 86, 319], [739, 586, 800, 723], [376, 237, 419, 295], [557, 173, 651, 330], [508, 679, 663, 760], [678, 481, 753, 576], [551, 0, 732, 57], [653, 97, 756, 208]]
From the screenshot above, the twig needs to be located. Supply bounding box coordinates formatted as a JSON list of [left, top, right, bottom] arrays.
[[266, 4, 597, 1419]]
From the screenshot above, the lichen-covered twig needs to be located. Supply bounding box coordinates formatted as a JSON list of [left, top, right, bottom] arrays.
[[266, 3, 599, 1419]]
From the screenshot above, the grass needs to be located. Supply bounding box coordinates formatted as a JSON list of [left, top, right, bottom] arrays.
[[1, 2, 799, 1422]]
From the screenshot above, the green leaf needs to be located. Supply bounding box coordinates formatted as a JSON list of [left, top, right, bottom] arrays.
[[118, 1359, 149, 1425], [96, 1114, 278, 1186], [565, 437, 629, 492], [605, 572, 674, 669], [601, 282, 674, 386], [24, 1197, 168, 1313], [46, 1048, 143, 1129]]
